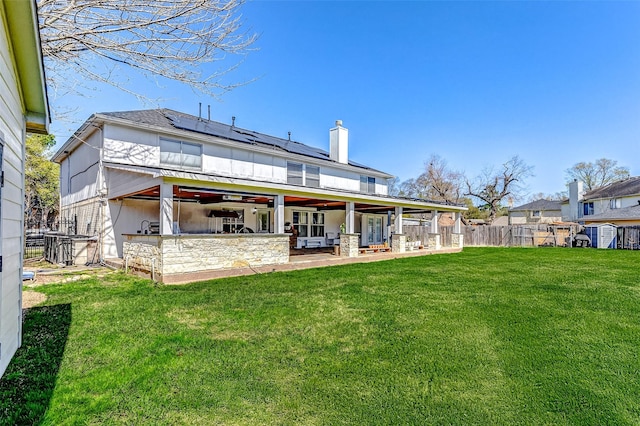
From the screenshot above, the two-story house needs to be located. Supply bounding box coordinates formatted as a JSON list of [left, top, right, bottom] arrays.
[[562, 178, 640, 225], [0, 0, 50, 377], [52, 109, 466, 282], [508, 199, 563, 225]]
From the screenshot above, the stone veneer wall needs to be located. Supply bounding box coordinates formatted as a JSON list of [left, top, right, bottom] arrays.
[[392, 234, 406, 253], [428, 233, 441, 250], [123, 234, 289, 281], [340, 234, 360, 257], [451, 233, 464, 249]]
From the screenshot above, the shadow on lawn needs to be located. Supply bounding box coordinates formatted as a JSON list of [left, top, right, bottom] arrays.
[[0, 304, 71, 425]]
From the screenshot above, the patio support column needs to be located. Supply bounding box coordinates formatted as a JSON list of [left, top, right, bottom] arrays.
[[274, 194, 285, 234], [394, 207, 403, 234], [392, 206, 405, 253], [346, 202, 355, 234], [454, 212, 462, 234], [430, 210, 439, 233], [428, 210, 441, 250], [160, 183, 174, 235]]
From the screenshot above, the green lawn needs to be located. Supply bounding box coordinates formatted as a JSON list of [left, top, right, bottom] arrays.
[[2, 247, 640, 425]]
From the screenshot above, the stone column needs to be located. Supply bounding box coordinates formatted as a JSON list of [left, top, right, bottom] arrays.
[[340, 233, 360, 257], [428, 233, 441, 250], [160, 183, 174, 235], [392, 233, 406, 253], [451, 233, 464, 249]]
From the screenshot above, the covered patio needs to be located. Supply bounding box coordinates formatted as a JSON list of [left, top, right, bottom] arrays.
[[103, 168, 465, 283]]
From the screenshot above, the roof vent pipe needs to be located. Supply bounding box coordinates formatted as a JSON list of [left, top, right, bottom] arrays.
[[208, 105, 211, 121], [198, 102, 202, 120], [288, 131, 291, 141], [231, 116, 236, 127]]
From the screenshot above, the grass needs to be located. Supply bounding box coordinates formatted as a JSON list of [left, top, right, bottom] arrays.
[[2, 247, 640, 425]]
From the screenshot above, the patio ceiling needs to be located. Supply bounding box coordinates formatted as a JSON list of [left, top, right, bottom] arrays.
[[121, 185, 436, 215]]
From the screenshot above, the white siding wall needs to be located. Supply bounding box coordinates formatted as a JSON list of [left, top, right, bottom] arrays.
[[60, 130, 101, 206], [103, 124, 158, 166], [102, 123, 388, 193], [0, 20, 25, 377]]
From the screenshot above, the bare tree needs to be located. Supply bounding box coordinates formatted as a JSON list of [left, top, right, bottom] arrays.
[[465, 156, 534, 221], [38, 0, 257, 103], [527, 192, 567, 202], [417, 154, 464, 204], [565, 158, 629, 191]]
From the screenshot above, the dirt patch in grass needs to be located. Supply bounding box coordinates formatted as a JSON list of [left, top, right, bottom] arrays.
[[22, 291, 47, 309]]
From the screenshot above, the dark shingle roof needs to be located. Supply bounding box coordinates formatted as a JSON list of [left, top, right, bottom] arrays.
[[583, 203, 640, 222], [99, 109, 386, 174], [583, 177, 640, 200], [510, 199, 562, 212]]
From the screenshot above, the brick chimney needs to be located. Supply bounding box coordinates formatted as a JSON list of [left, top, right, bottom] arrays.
[[329, 120, 348, 164]]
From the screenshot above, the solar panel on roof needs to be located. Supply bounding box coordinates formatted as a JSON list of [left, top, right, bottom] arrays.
[[166, 113, 331, 161]]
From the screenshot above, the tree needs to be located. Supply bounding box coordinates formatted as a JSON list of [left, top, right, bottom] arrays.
[[38, 0, 257, 103], [465, 155, 533, 221], [565, 158, 630, 191], [387, 177, 400, 197], [395, 155, 464, 203], [527, 191, 567, 202], [25, 134, 59, 229], [417, 154, 464, 204]]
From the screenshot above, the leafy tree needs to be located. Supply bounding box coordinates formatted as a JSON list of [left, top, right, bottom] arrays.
[[465, 155, 533, 221], [565, 158, 629, 191], [25, 134, 59, 229], [38, 0, 257, 105]]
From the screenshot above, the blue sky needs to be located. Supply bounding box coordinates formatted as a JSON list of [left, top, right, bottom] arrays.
[[49, 1, 640, 200]]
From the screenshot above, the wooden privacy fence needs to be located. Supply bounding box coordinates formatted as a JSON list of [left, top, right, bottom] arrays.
[[616, 226, 640, 250], [404, 224, 580, 248]]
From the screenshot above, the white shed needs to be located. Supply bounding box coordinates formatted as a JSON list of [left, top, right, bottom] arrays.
[[584, 223, 617, 249]]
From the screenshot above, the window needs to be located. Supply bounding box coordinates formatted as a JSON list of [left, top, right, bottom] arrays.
[[610, 198, 621, 209], [306, 165, 320, 188], [583, 202, 594, 216], [311, 212, 325, 237], [360, 176, 375, 193], [160, 138, 202, 169], [287, 162, 303, 185], [221, 209, 244, 233], [292, 211, 324, 237], [292, 211, 308, 237], [532, 210, 541, 217], [288, 162, 320, 188]]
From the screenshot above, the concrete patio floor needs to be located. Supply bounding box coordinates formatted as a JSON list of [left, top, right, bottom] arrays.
[[108, 246, 462, 284]]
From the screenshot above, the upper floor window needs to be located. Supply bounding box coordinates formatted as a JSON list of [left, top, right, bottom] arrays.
[[160, 138, 202, 169], [287, 162, 303, 185], [306, 165, 320, 188], [360, 176, 375, 193], [287, 162, 320, 188], [583, 202, 594, 216], [610, 198, 621, 209], [532, 210, 541, 217]]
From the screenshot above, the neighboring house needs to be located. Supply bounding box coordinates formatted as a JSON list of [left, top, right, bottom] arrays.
[[52, 109, 466, 282], [508, 199, 563, 225], [563, 178, 640, 225], [0, 0, 49, 377]]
